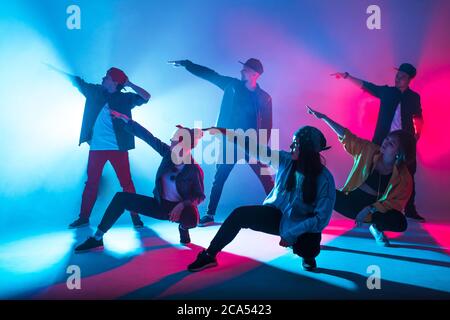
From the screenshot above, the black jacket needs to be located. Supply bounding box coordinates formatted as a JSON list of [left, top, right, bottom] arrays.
[[184, 61, 272, 138], [124, 120, 206, 205], [362, 81, 423, 145], [72, 76, 148, 150]]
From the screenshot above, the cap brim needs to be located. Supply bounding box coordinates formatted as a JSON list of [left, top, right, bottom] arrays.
[[239, 61, 262, 74]]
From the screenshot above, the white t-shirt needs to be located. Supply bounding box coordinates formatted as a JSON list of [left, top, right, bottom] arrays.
[[390, 103, 402, 132], [89, 104, 119, 150]]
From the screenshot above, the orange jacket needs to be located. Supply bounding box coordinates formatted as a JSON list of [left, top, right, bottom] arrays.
[[339, 129, 413, 213]]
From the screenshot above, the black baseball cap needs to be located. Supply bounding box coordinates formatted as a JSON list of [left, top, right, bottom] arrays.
[[395, 63, 417, 79], [239, 58, 264, 75]]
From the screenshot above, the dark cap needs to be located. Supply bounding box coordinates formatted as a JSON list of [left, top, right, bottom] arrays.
[[294, 126, 331, 153], [239, 58, 264, 75], [395, 63, 417, 79]]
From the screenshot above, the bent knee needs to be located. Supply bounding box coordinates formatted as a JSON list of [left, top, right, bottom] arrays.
[[181, 205, 199, 229]]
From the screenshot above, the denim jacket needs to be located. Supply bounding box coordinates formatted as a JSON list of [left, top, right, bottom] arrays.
[[263, 151, 336, 245], [72, 76, 148, 150], [184, 61, 272, 138]]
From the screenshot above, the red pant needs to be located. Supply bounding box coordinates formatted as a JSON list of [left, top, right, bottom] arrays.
[[80, 150, 137, 219]]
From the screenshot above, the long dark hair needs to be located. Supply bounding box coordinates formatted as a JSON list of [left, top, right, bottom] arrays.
[[286, 127, 326, 204], [387, 130, 416, 167]]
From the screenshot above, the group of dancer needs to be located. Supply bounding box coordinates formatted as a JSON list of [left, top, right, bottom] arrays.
[[67, 58, 424, 271]]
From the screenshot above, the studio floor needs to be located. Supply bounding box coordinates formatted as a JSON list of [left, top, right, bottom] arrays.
[[0, 215, 449, 300]]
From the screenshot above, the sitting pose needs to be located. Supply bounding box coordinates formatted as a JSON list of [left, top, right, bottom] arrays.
[[307, 106, 415, 246], [188, 126, 336, 272], [75, 111, 205, 252]]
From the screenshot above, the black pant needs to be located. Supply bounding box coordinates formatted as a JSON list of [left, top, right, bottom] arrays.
[[98, 192, 199, 233], [207, 205, 322, 259], [405, 159, 417, 213], [206, 137, 274, 216], [334, 190, 407, 232]]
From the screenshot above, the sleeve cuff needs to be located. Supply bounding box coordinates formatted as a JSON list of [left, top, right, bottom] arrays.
[[372, 202, 388, 213], [339, 128, 351, 143]]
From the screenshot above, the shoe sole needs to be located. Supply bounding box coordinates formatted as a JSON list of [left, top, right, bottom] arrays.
[[68, 223, 89, 229], [75, 246, 104, 254], [302, 266, 317, 272], [198, 221, 215, 227], [188, 261, 218, 272]]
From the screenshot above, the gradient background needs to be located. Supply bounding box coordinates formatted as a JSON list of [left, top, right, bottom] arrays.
[[1, 0, 449, 241]]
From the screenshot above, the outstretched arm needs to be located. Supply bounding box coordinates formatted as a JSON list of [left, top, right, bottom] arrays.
[[70, 76, 95, 97], [331, 72, 384, 98], [169, 60, 235, 90], [307, 106, 373, 157], [43, 63, 93, 97], [331, 72, 364, 88], [307, 106, 345, 138], [111, 110, 170, 156]]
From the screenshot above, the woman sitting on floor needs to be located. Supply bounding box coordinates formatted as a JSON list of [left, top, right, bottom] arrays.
[[307, 106, 415, 246], [188, 125, 336, 272]]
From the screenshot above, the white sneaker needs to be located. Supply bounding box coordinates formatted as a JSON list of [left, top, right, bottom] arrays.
[[369, 225, 390, 247]]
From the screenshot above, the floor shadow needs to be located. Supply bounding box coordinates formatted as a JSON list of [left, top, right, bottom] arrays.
[[154, 256, 450, 300], [14, 226, 179, 299], [6, 220, 450, 300], [321, 245, 450, 268], [387, 243, 448, 255]]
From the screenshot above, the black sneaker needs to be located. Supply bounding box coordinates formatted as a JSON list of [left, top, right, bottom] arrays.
[[302, 258, 317, 271], [188, 250, 218, 272], [405, 209, 426, 222], [179, 225, 191, 244], [198, 215, 214, 227], [69, 218, 89, 229], [131, 215, 144, 229], [75, 237, 104, 253]]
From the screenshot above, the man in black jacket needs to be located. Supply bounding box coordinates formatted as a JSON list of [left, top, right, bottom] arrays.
[[170, 58, 274, 226], [68, 68, 151, 229], [332, 63, 425, 221], [74, 111, 205, 251]]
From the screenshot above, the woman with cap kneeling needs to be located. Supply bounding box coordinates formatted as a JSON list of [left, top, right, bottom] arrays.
[[307, 106, 414, 246], [75, 111, 205, 252], [187, 125, 336, 272]]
